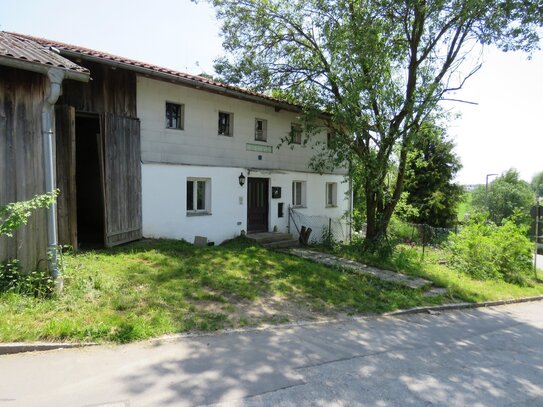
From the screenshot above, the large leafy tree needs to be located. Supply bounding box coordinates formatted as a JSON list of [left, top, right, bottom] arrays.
[[401, 121, 463, 228], [531, 171, 543, 196], [207, 0, 542, 251], [472, 169, 534, 226]]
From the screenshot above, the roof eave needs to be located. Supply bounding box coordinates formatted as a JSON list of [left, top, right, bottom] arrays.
[[58, 49, 300, 113], [0, 55, 90, 82]]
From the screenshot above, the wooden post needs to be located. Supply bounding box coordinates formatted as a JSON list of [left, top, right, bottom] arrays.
[[422, 225, 426, 257], [287, 204, 291, 234]]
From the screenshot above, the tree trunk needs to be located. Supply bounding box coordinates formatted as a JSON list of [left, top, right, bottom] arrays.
[[362, 142, 410, 253], [362, 205, 392, 253]]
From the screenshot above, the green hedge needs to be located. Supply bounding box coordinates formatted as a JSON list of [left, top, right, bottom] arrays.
[[449, 217, 534, 285]]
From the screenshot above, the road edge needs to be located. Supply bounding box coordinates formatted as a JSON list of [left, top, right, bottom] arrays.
[[2, 294, 543, 355], [383, 294, 543, 316], [0, 342, 97, 356]]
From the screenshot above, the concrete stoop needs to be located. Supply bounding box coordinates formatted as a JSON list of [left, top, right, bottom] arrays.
[[247, 232, 299, 249]]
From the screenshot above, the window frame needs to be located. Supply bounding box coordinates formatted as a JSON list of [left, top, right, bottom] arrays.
[[165, 101, 184, 130], [325, 182, 338, 207], [218, 111, 234, 137], [186, 177, 212, 215], [254, 118, 267, 142], [292, 180, 306, 208], [290, 123, 302, 144]]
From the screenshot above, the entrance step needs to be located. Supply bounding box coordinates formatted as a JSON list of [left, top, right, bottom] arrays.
[[262, 239, 300, 249], [247, 232, 299, 249]]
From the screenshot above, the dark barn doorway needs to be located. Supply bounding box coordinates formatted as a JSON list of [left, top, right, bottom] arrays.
[[75, 114, 104, 248]]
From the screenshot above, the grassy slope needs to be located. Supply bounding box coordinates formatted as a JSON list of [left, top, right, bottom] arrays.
[[407, 248, 543, 302], [0, 238, 442, 343], [332, 243, 543, 303]]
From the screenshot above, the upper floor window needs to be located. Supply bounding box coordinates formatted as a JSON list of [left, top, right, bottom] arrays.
[[326, 182, 337, 207], [327, 132, 335, 148], [218, 111, 233, 136], [291, 123, 302, 144], [166, 102, 184, 130], [255, 118, 267, 141], [292, 181, 306, 207]]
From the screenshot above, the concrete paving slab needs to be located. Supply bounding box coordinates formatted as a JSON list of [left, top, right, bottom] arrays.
[[287, 248, 432, 289]]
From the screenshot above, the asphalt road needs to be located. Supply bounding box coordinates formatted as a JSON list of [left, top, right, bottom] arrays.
[[1, 302, 543, 406]]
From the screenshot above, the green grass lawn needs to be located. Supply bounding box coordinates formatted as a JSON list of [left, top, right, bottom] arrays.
[[2, 237, 541, 344], [0, 238, 444, 344]]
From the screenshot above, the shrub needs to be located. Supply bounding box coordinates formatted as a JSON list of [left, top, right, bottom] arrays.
[[0, 191, 60, 296], [389, 218, 418, 244], [0, 260, 54, 298], [0, 191, 58, 237], [388, 218, 453, 247], [449, 216, 533, 285]]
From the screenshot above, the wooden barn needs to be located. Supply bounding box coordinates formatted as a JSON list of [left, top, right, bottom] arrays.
[[0, 32, 141, 272], [52, 56, 142, 250]]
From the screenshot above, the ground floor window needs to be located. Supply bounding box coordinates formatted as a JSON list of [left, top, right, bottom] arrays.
[[292, 181, 306, 207], [187, 178, 211, 214], [326, 182, 337, 207]]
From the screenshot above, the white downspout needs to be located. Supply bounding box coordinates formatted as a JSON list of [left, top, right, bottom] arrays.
[[42, 68, 65, 292]]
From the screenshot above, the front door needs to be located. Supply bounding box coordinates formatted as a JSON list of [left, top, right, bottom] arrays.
[[247, 178, 269, 233]]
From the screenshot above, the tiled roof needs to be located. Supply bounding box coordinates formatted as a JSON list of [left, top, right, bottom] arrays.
[[7, 32, 297, 109], [0, 32, 89, 75]]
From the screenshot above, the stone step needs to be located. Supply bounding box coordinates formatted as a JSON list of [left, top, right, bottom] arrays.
[[247, 232, 294, 244], [263, 239, 300, 249]]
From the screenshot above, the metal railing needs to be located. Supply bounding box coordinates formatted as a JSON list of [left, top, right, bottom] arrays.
[[288, 205, 348, 245]]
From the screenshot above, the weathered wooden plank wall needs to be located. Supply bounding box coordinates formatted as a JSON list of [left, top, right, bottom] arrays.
[[0, 67, 48, 271], [59, 61, 137, 118], [55, 105, 77, 249], [102, 114, 142, 247], [0, 59, 141, 271], [56, 60, 141, 247]]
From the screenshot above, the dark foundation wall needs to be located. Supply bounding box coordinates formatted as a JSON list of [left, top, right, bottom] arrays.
[[0, 66, 48, 271]]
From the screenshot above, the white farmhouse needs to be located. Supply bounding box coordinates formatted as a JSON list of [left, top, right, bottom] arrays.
[[138, 76, 351, 244], [2, 32, 352, 264]]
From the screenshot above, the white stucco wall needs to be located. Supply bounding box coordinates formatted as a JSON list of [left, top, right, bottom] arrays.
[[142, 163, 350, 245], [137, 75, 346, 175], [142, 164, 247, 244]]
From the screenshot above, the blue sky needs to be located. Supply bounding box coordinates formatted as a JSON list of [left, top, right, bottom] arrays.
[[3, 0, 542, 185]]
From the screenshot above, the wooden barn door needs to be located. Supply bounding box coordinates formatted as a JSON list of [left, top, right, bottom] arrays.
[[55, 105, 78, 249], [101, 113, 142, 247]]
